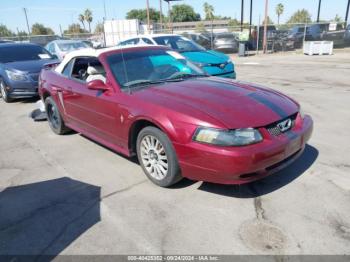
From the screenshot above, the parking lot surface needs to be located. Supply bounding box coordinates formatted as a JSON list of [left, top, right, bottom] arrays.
[[0, 51, 350, 256]]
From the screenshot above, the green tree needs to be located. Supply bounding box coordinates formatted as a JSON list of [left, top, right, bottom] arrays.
[[203, 2, 214, 21], [287, 9, 312, 24], [94, 22, 104, 34], [275, 3, 284, 24], [171, 4, 200, 22], [228, 19, 240, 32], [64, 23, 87, 34], [31, 23, 55, 35], [17, 30, 28, 37], [195, 22, 207, 33], [78, 14, 86, 30], [126, 8, 164, 22], [16, 30, 28, 41], [214, 15, 231, 20], [84, 9, 93, 33], [334, 14, 342, 22], [262, 16, 274, 25], [0, 24, 15, 37]]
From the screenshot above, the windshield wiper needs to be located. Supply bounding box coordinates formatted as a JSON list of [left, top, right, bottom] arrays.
[[166, 73, 209, 81], [123, 79, 166, 88]]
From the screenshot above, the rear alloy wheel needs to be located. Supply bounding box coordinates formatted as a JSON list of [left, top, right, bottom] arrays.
[[45, 96, 70, 135], [137, 126, 182, 187], [0, 79, 13, 103]]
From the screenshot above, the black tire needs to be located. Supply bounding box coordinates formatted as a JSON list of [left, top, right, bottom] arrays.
[[136, 126, 182, 187], [45, 96, 70, 135], [0, 79, 13, 103]]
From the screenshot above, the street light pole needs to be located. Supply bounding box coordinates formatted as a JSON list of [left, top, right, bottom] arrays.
[[249, 0, 253, 37], [167, 1, 172, 33], [263, 0, 269, 53], [159, 0, 163, 32], [241, 0, 244, 32], [317, 0, 322, 23], [146, 0, 151, 32], [23, 8, 31, 37], [345, 0, 350, 25]]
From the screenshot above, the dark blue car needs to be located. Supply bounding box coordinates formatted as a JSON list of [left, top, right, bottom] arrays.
[[0, 43, 57, 102]]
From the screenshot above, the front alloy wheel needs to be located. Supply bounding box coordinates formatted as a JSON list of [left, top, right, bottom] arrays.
[[140, 135, 169, 180], [137, 126, 182, 187], [0, 79, 13, 103]]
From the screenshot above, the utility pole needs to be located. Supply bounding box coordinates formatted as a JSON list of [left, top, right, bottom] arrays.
[[103, 0, 107, 20], [159, 0, 163, 32], [262, 0, 269, 53], [345, 0, 350, 25], [317, 0, 322, 23], [167, 1, 172, 33], [59, 24, 63, 37], [23, 8, 31, 37], [146, 0, 151, 32], [249, 0, 253, 37], [241, 0, 244, 32]]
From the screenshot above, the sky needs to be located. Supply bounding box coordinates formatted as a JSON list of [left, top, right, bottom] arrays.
[[1, 0, 349, 34]]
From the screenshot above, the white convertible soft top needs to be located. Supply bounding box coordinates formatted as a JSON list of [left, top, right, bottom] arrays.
[[55, 45, 151, 73]]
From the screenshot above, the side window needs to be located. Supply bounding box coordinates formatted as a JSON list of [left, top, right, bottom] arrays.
[[46, 43, 54, 53], [122, 38, 140, 46], [70, 57, 105, 83], [142, 38, 153, 45], [62, 59, 75, 77], [71, 57, 90, 81]]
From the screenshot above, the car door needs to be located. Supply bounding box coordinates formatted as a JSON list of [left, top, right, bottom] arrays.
[[62, 57, 124, 146]]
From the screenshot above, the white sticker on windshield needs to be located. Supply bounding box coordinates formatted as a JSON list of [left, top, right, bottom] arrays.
[[38, 54, 51, 59], [166, 51, 185, 60]]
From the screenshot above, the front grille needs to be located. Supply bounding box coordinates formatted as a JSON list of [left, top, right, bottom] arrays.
[[266, 113, 298, 136], [29, 73, 39, 82]]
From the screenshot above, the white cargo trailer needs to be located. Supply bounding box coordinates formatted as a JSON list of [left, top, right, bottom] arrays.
[[104, 19, 150, 47]]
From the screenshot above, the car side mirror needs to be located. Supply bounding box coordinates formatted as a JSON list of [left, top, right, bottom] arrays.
[[87, 80, 109, 91]]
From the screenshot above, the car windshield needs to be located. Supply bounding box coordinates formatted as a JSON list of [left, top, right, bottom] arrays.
[[106, 49, 206, 89], [215, 33, 237, 40], [0, 45, 53, 63], [57, 42, 89, 52], [153, 36, 205, 52]]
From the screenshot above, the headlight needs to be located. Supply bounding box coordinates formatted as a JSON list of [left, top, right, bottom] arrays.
[[192, 62, 206, 68], [5, 70, 28, 81], [193, 127, 263, 146]]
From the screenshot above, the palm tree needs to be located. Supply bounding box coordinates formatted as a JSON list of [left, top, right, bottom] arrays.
[[203, 2, 214, 49], [78, 14, 85, 30], [275, 3, 284, 24], [84, 9, 93, 33], [203, 2, 214, 21]]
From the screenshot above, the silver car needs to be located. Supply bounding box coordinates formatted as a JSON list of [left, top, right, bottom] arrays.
[[213, 33, 239, 53], [45, 40, 90, 60]]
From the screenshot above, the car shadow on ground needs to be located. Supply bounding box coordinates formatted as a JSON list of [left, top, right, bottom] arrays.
[[197, 144, 319, 198], [0, 177, 101, 261], [12, 97, 39, 104]]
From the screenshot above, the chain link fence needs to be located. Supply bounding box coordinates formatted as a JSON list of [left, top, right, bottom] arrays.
[[1, 20, 349, 55]]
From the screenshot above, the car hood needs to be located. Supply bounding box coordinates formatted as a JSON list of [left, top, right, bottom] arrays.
[[133, 77, 298, 129], [181, 50, 229, 64], [4, 59, 58, 73]]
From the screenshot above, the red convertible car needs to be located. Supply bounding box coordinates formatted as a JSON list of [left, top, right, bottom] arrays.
[[39, 46, 313, 187]]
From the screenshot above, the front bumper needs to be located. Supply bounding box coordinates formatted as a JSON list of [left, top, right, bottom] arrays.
[[7, 80, 39, 98], [174, 114, 313, 184]]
